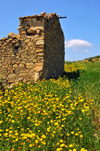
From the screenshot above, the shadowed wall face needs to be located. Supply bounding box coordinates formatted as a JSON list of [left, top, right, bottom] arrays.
[[0, 12, 65, 88]]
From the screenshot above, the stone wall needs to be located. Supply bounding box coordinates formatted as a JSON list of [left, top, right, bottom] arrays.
[[0, 12, 65, 88]]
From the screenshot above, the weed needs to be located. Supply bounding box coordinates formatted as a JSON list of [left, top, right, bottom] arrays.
[[0, 62, 100, 151]]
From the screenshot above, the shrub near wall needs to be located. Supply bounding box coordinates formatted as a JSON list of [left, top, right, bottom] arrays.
[[0, 12, 65, 88]]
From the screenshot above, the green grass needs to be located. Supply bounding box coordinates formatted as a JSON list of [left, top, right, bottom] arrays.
[[0, 61, 100, 151]]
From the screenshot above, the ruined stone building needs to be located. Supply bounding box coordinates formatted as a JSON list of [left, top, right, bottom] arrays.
[[0, 12, 65, 88]]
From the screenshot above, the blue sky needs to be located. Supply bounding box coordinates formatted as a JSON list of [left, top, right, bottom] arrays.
[[0, 0, 100, 62]]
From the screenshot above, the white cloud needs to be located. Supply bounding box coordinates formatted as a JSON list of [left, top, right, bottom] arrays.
[[65, 39, 93, 48], [73, 48, 80, 51], [83, 50, 89, 52], [72, 49, 89, 52]]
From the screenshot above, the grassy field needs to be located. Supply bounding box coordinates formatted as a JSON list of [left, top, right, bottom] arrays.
[[0, 61, 100, 151]]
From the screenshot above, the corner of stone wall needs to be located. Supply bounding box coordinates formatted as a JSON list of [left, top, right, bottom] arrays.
[[0, 12, 65, 89]]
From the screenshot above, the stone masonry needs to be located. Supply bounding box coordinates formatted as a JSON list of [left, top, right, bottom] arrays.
[[0, 12, 65, 88]]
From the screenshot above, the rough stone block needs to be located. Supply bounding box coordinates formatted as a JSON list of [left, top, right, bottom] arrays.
[[35, 40, 44, 45]]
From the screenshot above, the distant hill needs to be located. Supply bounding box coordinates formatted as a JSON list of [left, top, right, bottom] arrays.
[[84, 55, 100, 60], [65, 55, 100, 64]]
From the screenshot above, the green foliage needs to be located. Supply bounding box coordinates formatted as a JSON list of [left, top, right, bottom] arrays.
[[88, 57, 92, 62], [0, 61, 100, 151], [65, 61, 73, 65]]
